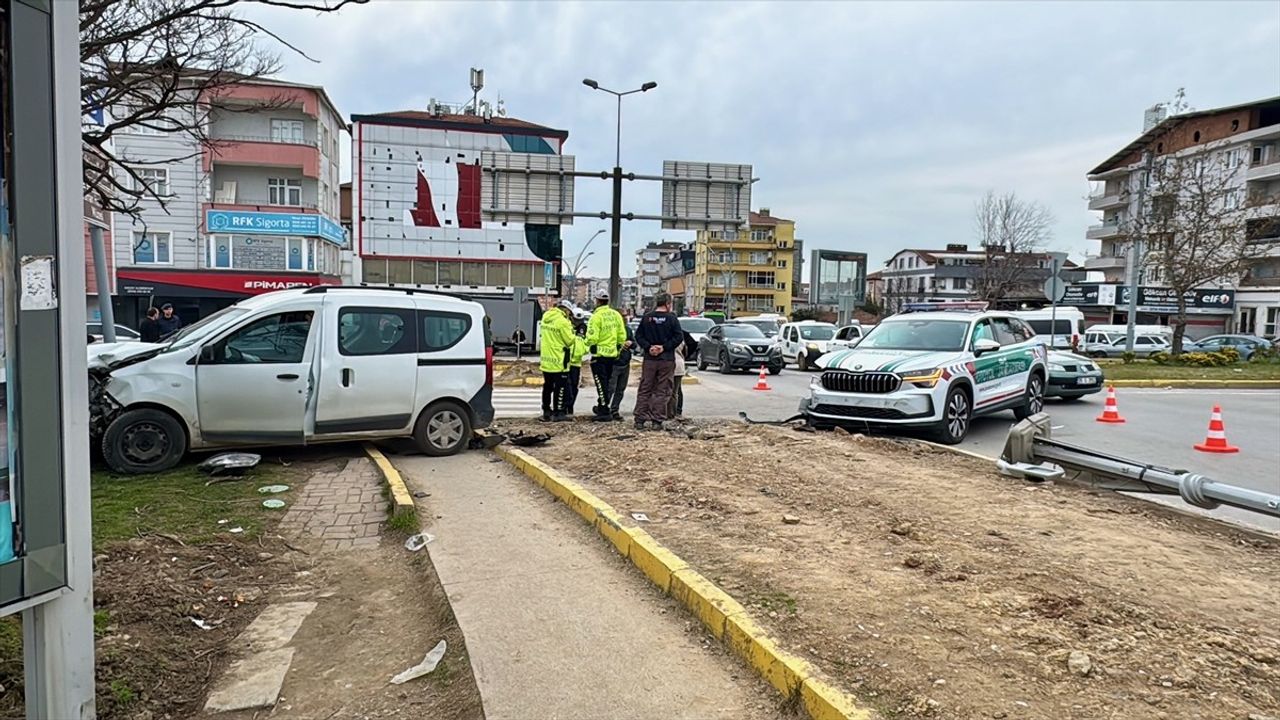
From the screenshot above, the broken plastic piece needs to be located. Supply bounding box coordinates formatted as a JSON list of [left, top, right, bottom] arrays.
[[631, 512, 650, 522], [228, 527, 244, 534], [257, 484, 290, 494], [403, 533, 434, 552], [390, 640, 447, 685], [262, 499, 286, 510], [189, 617, 223, 631], [198, 452, 261, 475]]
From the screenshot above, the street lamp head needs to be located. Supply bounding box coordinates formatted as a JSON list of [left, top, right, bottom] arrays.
[[582, 78, 599, 90], [640, 81, 657, 92]]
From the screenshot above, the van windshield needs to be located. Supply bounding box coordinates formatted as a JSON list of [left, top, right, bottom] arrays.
[[161, 306, 251, 353], [1028, 319, 1074, 335]]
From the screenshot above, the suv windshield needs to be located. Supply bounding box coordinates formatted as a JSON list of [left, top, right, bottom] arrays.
[[857, 319, 969, 351], [799, 326, 835, 340], [161, 306, 251, 353], [723, 325, 766, 339], [681, 318, 715, 333]]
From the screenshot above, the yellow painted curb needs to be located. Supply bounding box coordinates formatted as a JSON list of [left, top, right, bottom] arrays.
[[1106, 378, 1280, 389], [682, 374, 701, 385], [363, 443, 415, 519], [493, 445, 874, 720]]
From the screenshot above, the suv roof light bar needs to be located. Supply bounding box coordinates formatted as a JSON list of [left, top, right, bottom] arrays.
[[900, 301, 989, 314]]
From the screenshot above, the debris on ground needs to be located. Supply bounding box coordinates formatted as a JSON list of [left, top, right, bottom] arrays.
[[507, 431, 550, 447], [514, 419, 1280, 720], [404, 532, 434, 552], [257, 484, 290, 494], [781, 514, 800, 525], [198, 452, 262, 476], [469, 432, 507, 450], [262, 499, 286, 510], [390, 640, 447, 685]]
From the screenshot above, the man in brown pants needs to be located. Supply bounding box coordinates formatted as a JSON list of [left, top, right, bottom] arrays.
[[632, 292, 683, 430]]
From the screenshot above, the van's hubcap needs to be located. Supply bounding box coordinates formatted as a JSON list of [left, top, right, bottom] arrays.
[[946, 393, 969, 439], [426, 411, 464, 449], [122, 422, 169, 463]]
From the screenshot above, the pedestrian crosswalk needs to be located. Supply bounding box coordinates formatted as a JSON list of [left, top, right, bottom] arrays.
[[492, 387, 544, 418]]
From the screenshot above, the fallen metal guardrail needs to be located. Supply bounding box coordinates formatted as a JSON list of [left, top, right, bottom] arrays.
[[999, 413, 1280, 519]]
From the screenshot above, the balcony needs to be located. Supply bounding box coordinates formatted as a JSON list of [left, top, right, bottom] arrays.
[[1087, 190, 1126, 211], [1083, 255, 1126, 271], [1247, 155, 1280, 183], [1086, 222, 1124, 240], [202, 135, 321, 178]]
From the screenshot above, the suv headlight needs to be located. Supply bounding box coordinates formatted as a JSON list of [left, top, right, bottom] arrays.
[[898, 368, 943, 388], [769, 345, 782, 355], [1048, 362, 1066, 372], [729, 343, 750, 354]]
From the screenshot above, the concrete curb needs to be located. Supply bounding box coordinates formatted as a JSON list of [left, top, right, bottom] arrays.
[[495, 374, 702, 388], [362, 443, 415, 519], [494, 445, 874, 720], [1105, 379, 1280, 389]]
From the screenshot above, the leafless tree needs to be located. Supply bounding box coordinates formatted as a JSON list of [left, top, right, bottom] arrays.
[[81, 0, 364, 217], [971, 190, 1055, 303], [1128, 149, 1270, 353]]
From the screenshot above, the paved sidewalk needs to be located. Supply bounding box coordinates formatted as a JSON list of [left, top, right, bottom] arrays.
[[392, 452, 778, 720], [278, 457, 387, 551]]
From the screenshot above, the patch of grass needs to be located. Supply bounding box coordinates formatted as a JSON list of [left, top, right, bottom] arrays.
[[0, 615, 22, 697], [92, 463, 293, 548], [751, 590, 799, 615], [386, 509, 419, 534], [1101, 361, 1280, 381], [94, 609, 111, 637], [109, 678, 136, 706]]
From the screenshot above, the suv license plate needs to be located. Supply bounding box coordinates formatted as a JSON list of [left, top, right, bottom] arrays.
[[1077, 377, 1097, 385]]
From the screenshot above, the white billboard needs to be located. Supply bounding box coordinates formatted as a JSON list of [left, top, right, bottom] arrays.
[[480, 151, 576, 226], [660, 161, 752, 231]]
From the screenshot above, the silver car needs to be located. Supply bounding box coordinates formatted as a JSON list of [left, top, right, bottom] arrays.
[[1084, 334, 1170, 358]]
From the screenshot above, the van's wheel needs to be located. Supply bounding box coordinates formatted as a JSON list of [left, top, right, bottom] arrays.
[[1013, 373, 1045, 420], [101, 408, 188, 474], [414, 401, 472, 456], [798, 353, 809, 372], [931, 386, 971, 445]]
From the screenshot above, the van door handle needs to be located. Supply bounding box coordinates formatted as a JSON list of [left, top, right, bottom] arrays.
[[276, 373, 300, 380], [342, 368, 353, 387]]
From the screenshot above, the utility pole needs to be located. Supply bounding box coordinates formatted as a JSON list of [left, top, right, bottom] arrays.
[[1125, 150, 1154, 353]]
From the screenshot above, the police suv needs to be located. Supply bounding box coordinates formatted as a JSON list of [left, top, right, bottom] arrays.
[[799, 302, 1048, 443]]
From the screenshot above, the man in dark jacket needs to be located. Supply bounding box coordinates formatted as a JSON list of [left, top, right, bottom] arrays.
[[632, 292, 683, 430], [156, 303, 183, 337], [607, 320, 635, 421], [139, 307, 162, 342]]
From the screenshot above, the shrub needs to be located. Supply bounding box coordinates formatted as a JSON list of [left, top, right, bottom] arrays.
[[1149, 351, 1171, 365], [1249, 345, 1280, 364], [1218, 346, 1241, 363], [1120, 351, 1137, 365]]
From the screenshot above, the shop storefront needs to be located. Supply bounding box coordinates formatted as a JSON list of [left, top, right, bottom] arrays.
[[1062, 284, 1236, 337], [114, 268, 340, 327]]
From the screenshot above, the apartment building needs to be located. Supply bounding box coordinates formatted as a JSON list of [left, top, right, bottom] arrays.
[[878, 245, 1068, 312], [659, 246, 695, 313], [110, 77, 345, 325], [692, 209, 798, 317], [635, 241, 686, 312], [1085, 96, 1280, 337]]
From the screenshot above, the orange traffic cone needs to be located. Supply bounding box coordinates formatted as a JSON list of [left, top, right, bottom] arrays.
[[753, 365, 772, 391], [1095, 385, 1126, 423], [1193, 405, 1239, 453]]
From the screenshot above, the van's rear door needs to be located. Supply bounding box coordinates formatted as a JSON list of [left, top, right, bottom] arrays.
[[313, 297, 419, 436]]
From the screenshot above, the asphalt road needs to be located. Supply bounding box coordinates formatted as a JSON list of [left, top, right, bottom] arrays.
[[682, 366, 1280, 534]]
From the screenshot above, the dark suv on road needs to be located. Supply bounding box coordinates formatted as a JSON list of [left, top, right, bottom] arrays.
[[697, 323, 783, 374]]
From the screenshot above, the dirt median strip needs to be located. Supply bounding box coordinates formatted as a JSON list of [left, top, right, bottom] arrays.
[[1106, 379, 1280, 388], [502, 419, 1280, 719], [363, 443, 416, 521], [494, 443, 876, 720]]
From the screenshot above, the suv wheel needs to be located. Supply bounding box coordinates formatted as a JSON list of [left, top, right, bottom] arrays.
[[414, 401, 472, 456], [1012, 373, 1045, 420], [102, 408, 188, 474], [718, 351, 732, 374], [931, 386, 971, 445], [697, 353, 708, 372]]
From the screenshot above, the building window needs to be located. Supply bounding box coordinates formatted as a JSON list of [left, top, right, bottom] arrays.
[[209, 236, 232, 268], [131, 167, 169, 197], [749, 251, 771, 265], [268, 178, 302, 206], [746, 271, 775, 288], [132, 231, 171, 264], [1265, 307, 1279, 338], [776, 259, 787, 268], [271, 119, 305, 144]]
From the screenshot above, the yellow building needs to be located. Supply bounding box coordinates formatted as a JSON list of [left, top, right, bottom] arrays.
[[693, 209, 797, 317]]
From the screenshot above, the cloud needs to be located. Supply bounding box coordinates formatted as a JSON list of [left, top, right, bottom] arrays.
[[247, 0, 1280, 275]]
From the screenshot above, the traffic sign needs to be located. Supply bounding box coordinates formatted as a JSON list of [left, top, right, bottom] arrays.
[[1044, 276, 1067, 302]]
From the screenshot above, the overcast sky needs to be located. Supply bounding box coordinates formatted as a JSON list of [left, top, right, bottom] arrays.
[[249, 0, 1280, 277]]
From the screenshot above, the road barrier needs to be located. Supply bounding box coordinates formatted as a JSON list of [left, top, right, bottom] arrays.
[[999, 413, 1279, 519]]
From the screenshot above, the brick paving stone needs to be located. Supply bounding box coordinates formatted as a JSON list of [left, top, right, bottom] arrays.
[[280, 456, 386, 551]]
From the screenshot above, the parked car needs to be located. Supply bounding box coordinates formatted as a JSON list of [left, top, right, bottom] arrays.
[[831, 324, 867, 350], [87, 323, 141, 343], [678, 316, 716, 347], [776, 321, 838, 371], [1084, 334, 1170, 358], [696, 323, 783, 374], [1045, 351, 1103, 400], [1082, 324, 1172, 350], [87, 287, 495, 475], [1182, 334, 1271, 359], [723, 317, 783, 339], [800, 308, 1048, 443]]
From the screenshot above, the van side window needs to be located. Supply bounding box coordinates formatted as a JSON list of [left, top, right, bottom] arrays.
[[338, 307, 417, 356], [214, 311, 313, 364], [420, 311, 472, 352]]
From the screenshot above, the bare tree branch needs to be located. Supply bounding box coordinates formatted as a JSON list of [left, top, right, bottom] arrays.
[[972, 190, 1055, 303]]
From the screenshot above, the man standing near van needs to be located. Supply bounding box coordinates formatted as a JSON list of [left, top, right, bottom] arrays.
[[633, 292, 683, 430], [156, 303, 183, 338], [539, 303, 576, 422], [139, 307, 162, 343], [585, 291, 627, 421]]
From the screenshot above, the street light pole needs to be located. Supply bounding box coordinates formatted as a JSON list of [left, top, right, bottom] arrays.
[[582, 78, 657, 305]]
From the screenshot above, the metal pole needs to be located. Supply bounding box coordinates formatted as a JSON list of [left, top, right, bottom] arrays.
[[615, 93, 622, 168], [1125, 151, 1154, 352], [89, 225, 116, 343], [1049, 256, 1059, 349], [609, 166, 623, 304]]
